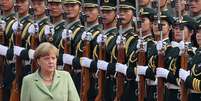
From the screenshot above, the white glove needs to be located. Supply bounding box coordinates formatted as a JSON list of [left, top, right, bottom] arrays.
[[179, 68, 190, 81], [115, 63, 128, 75], [62, 29, 72, 39], [80, 57, 92, 68], [12, 21, 23, 32], [157, 41, 163, 50], [44, 25, 54, 36], [14, 46, 25, 56], [81, 31, 92, 41], [137, 65, 148, 76], [0, 20, 6, 31], [97, 60, 108, 71], [63, 54, 74, 65], [97, 34, 107, 44], [0, 44, 8, 56], [137, 39, 147, 51], [178, 41, 185, 50], [28, 23, 39, 35], [28, 49, 35, 59], [116, 35, 126, 45], [156, 67, 169, 79]]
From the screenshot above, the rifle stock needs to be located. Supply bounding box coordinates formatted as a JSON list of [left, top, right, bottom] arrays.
[[180, 49, 188, 101], [138, 44, 146, 101], [10, 28, 22, 101], [0, 20, 5, 101], [63, 38, 73, 73], [31, 33, 39, 72], [157, 50, 165, 101], [95, 42, 106, 101], [81, 40, 91, 101], [115, 42, 125, 101]]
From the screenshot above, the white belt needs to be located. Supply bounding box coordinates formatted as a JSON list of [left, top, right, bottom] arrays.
[[146, 79, 157, 86], [166, 83, 179, 89]]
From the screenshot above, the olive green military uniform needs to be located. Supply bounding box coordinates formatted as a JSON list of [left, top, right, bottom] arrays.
[[164, 15, 197, 101], [2, 12, 16, 101], [58, 0, 85, 94]]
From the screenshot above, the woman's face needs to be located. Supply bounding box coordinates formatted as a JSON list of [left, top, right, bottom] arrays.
[[142, 17, 152, 34], [196, 28, 201, 47], [153, 20, 171, 36], [37, 51, 57, 73]]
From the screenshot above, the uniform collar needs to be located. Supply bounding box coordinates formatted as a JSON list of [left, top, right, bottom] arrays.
[[103, 27, 117, 35], [66, 19, 80, 29], [36, 16, 49, 24], [19, 14, 30, 23], [85, 23, 99, 32], [33, 69, 61, 98]]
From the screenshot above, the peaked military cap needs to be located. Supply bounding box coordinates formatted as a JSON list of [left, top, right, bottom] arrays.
[[100, 0, 116, 10], [62, 0, 81, 4], [140, 7, 156, 21], [48, 0, 62, 3], [119, 0, 135, 10], [84, 0, 98, 8], [174, 15, 197, 31], [154, 10, 174, 25]]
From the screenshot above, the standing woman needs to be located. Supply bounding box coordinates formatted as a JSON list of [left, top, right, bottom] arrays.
[[20, 42, 80, 101], [179, 23, 201, 101]]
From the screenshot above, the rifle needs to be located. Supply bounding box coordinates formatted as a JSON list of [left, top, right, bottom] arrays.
[[0, 6, 5, 101], [153, 0, 165, 100], [136, 0, 146, 100], [179, 0, 189, 100], [10, 2, 22, 101], [29, 6, 39, 72], [114, 0, 125, 100], [80, 1, 91, 100], [95, 0, 106, 100], [45, 8, 53, 43]]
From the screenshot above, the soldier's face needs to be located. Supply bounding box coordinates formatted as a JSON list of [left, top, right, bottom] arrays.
[[196, 28, 201, 46], [48, 2, 63, 17], [17, 1, 29, 15], [173, 26, 183, 41], [102, 10, 116, 25], [153, 20, 171, 36], [1, 0, 13, 11], [63, 3, 81, 20], [139, 0, 150, 7], [84, 7, 99, 24], [190, 0, 201, 14], [37, 51, 57, 73], [119, 8, 133, 25], [32, 1, 46, 17], [141, 17, 152, 34]]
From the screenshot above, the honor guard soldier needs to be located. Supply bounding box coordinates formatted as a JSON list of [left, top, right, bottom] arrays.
[[96, 0, 139, 100], [47, 0, 65, 48], [179, 22, 201, 101], [13, 0, 51, 71], [77, 0, 118, 100], [0, 0, 15, 100], [156, 15, 197, 101], [189, 0, 201, 24], [60, 0, 85, 94], [136, 7, 158, 101], [77, 0, 102, 100]]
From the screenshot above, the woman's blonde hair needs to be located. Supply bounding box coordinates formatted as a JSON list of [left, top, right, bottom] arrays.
[[34, 42, 59, 59]]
